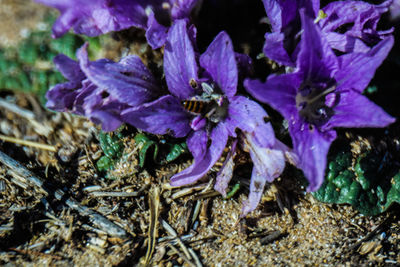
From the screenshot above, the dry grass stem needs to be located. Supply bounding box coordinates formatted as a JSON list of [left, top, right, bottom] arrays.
[[0, 134, 57, 152]]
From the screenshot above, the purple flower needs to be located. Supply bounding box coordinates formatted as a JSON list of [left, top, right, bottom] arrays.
[[35, 0, 199, 48], [245, 10, 395, 191], [46, 43, 159, 131], [263, 0, 392, 66], [262, 0, 319, 66], [122, 20, 285, 215], [319, 0, 393, 54]]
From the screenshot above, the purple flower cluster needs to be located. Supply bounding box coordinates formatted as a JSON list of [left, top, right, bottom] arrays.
[[35, 0, 199, 48], [41, 0, 395, 215]]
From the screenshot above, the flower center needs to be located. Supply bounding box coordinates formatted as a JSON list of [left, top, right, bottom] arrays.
[[295, 83, 338, 126]]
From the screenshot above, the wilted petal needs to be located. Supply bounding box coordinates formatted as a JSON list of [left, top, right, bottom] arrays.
[[241, 170, 267, 216], [121, 95, 191, 137], [324, 90, 395, 129], [170, 123, 229, 186], [164, 19, 198, 99], [245, 73, 300, 120], [214, 140, 237, 196], [241, 132, 286, 216], [320, 1, 390, 36], [225, 96, 275, 148], [322, 32, 370, 54], [335, 36, 394, 93], [77, 43, 159, 106], [290, 119, 336, 191], [199, 31, 237, 98]]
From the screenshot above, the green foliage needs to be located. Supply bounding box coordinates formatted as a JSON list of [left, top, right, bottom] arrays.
[[0, 15, 100, 104], [224, 182, 241, 200], [134, 133, 189, 168], [96, 131, 189, 175], [134, 133, 159, 168], [313, 149, 400, 216], [96, 131, 124, 172], [161, 142, 188, 165]]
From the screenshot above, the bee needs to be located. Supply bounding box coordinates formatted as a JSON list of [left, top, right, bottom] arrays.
[[182, 99, 208, 114], [182, 82, 227, 123]]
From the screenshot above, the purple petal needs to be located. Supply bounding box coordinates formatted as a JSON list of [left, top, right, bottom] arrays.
[[261, 0, 319, 66], [262, 0, 316, 32], [321, 1, 389, 35], [170, 123, 229, 186], [77, 43, 159, 106], [45, 82, 80, 112], [225, 96, 275, 148], [241, 169, 267, 216], [264, 32, 295, 67], [121, 95, 191, 138], [53, 54, 85, 82], [235, 53, 253, 80], [298, 9, 338, 82], [171, 0, 199, 19], [199, 31, 237, 98], [324, 90, 395, 129], [164, 19, 198, 99], [82, 90, 127, 131], [190, 115, 206, 131], [245, 73, 300, 120], [72, 80, 97, 116], [35, 0, 148, 38], [187, 129, 208, 159], [335, 36, 394, 93], [290, 119, 337, 191], [214, 140, 237, 196], [323, 32, 370, 54], [145, 11, 169, 49], [241, 132, 286, 216]]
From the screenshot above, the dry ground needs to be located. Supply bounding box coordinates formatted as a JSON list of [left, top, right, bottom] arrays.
[[1, 1, 400, 266]]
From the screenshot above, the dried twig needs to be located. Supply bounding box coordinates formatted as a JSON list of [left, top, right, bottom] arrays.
[[89, 191, 140, 197], [0, 134, 57, 152], [0, 98, 35, 120], [347, 216, 393, 252], [0, 98, 52, 136], [161, 219, 194, 262], [0, 150, 128, 238], [145, 186, 160, 265], [259, 230, 284, 245], [9, 248, 63, 260], [167, 243, 197, 267], [188, 248, 203, 267]]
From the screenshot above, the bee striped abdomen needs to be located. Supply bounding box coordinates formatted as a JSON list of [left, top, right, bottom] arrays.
[[182, 100, 205, 114]]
